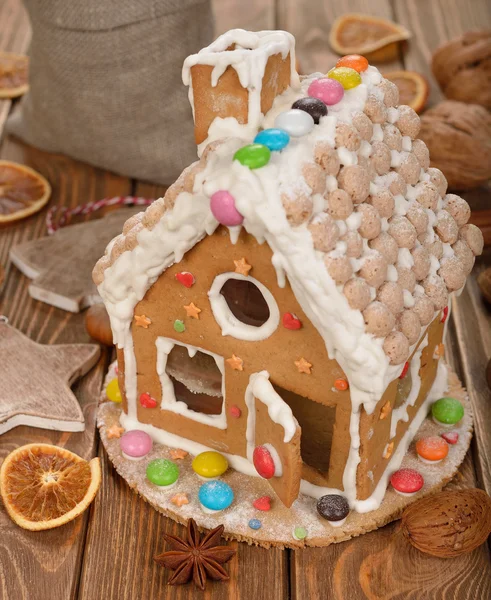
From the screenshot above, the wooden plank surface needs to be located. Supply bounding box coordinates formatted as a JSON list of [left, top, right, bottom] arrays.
[[0, 135, 131, 600]]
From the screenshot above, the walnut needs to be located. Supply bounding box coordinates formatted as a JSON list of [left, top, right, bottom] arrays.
[[419, 100, 491, 190], [432, 31, 491, 111]]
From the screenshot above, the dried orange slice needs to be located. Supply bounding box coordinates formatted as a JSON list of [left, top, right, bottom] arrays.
[[0, 160, 51, 223], [0, 443, 101, 531], [330, 14, 411, 63], [0, 52, 28, 99], [384, 70, 430, 113]]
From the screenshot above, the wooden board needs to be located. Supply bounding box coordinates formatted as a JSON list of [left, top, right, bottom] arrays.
[[10, 208, 142, 313], [0, 321, 100, 434]]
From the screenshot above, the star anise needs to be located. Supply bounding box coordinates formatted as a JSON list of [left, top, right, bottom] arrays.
[[154, 519, 236, 590]]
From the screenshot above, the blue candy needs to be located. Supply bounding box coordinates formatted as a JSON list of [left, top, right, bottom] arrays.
[[254, 128, 290, 151], [248, 518, 262, 530], [198, 480, 234, 512]]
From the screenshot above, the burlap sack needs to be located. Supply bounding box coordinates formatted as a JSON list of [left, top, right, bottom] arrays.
[[7, 0, 213, 185]]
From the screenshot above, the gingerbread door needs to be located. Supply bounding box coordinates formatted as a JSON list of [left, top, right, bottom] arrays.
[[245, 372, 302, 507]]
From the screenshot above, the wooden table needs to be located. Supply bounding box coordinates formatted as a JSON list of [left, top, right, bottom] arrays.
[[1, 0, 490, 598]]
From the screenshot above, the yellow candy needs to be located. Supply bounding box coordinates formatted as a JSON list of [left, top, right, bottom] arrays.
[[327, 67, 362, 90], [106, 378, 122, 403], [192, 451, 228, 478]]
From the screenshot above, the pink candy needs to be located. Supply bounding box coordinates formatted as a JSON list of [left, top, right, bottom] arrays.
[[210, 190, 244, 226], [441, 431, 459, 445], [307, 78, 344, 106], [390, 468, 424, 495], [120, 430, 152, 460]]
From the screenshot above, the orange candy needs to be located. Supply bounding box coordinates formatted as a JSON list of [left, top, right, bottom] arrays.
[[336, 54, 369, 73], [334, 378, 349, 391], [416, 436, 449, 462]]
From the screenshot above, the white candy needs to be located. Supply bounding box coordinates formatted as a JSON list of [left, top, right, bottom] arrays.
[[274, 109, 315, 137]]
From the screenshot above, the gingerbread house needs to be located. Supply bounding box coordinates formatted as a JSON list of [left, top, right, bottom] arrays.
[[93, 30, 483, 511]]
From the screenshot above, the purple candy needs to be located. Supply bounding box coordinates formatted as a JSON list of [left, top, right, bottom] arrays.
[[210, 190, 244, 226], [307, 78, 344, 106], [120, 430, 152, 459]]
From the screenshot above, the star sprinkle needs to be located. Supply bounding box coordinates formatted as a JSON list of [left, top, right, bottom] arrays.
[[379, 400, 392, 420], [170, 448, 188, 460], [170, 492, 189, 507], [234, 257, 252, 276], [134, 314, 151, 328], [226, 354, 244, 371], [183, 302, 201, 319], [294, 358, 312, 374], [383, 441, 394, 459], [106, 423, 125, 439]]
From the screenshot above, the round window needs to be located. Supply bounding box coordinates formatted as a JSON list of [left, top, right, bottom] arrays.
[[209, 273, 280, 341]]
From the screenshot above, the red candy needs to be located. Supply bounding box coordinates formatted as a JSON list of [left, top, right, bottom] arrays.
[[399, 361, 409, 379], [441, 431, 459, 445], [175, 271, 195, 288], [229, 405, 242, 418], [334, 378, 349, 391], [140, 392, 158, 408], [390, 468, 424, 494], [282, 312, 302, 330], [441, 306, 449, 323], [253, 496, 272, 511], [253, 445, 276, 479]]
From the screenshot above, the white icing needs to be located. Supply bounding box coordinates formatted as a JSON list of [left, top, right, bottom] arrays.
[[208, 272, 280, 341], [155, 337, 227, 429]]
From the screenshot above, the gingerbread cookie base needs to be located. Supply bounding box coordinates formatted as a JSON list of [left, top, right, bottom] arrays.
[[97, 362, 472, 549]]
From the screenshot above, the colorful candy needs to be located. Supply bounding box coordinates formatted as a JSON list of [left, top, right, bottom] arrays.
[[291, 97, 327, 124], [416, 436, 449, 463], [336, 54, 369, 73], [140, 392, 157, 408], [441, 305, 449, 323], [254, 128, 290, 151], [253, 495, 272, 511], [248, 518, 262, 530], [192, 451, 228, 479], [253, 445, 276, 479], [390, 468, 424, 496], [441, 431, 459, 445], [432, 397, 464, 425], [399, 361, 410, 379], [119, 430, 152, 461], [274, 109, 315, 137], [307, 77, 344, 105], [317, 494, 350, 526], [282, 312, 302, 330], [210, 190, 244, 226], [229, 405, 242, 418], [106, 378, 122, 403], [327, 67, 362, 90], [146, 458, 179, 487], [173, 319, 185, 333], [198, 480, 234, 513], [334, 378, 349, 391], [233, 143, 271, 169], [292, 526, 307, 540], [175, 271, 195, 288]]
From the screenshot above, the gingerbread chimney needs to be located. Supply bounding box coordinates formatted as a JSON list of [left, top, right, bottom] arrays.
[[183, 30, 299, 145]]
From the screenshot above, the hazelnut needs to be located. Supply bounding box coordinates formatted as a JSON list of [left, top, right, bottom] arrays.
[[397, 267, 417, 292], [314, 142, 341, 175], [326, 189, 353, 220], [397, 310, 421, 345], [411, 139, 430, 170], [382, 123, 403, 151], [413, 294, 435, 325], [459, 224, 484, 256], [368, 190, 395, 219], [442, 194, 471, 227], [360, 252, 388, 288], [363, 301, 396, 337], [389, 173, 407, 197], [396, 152, 421, 185], [357, 204, 382, 240], [435, 210, 459, 244], [338, 165, 370, 204], [425, 237, 444, 259], [452, 239, 475, 275], [352, 112, 373, 141], [426, 167, 448, 197], [281, 192, 313, 226], [415, 181, 439, 211], [344, 278, 372, 310], [396, 105, 421, 139], [369, 232, 399, 264], [325, 255, 353, 284], [377, 282, 404, 315], [378, 78, 399, 107], [342, 231, 363, 258], [407, 202, 429, 235], [411, 246, 431, 280], [439, 256, 466, 291], [388, 216, 418, 248], [364, 94, 388, 123], [371, 141, 392, 175], [335, 123, 361, 151], [383, 331, 410, 365], [308, 213, 340, 252], [423, 274, 449, 309], [302, 162, 326, 195]]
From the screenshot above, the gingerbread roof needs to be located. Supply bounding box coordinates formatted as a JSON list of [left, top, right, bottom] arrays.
[[94, 30, 483, 413]]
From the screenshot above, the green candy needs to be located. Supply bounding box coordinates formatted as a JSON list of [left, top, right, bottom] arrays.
[[293, 526, 307, 540], [173, 319, 185, 333], [431, 397, 464, 425], [146, 459, 179, 486], [233, 144, 271, 169]]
